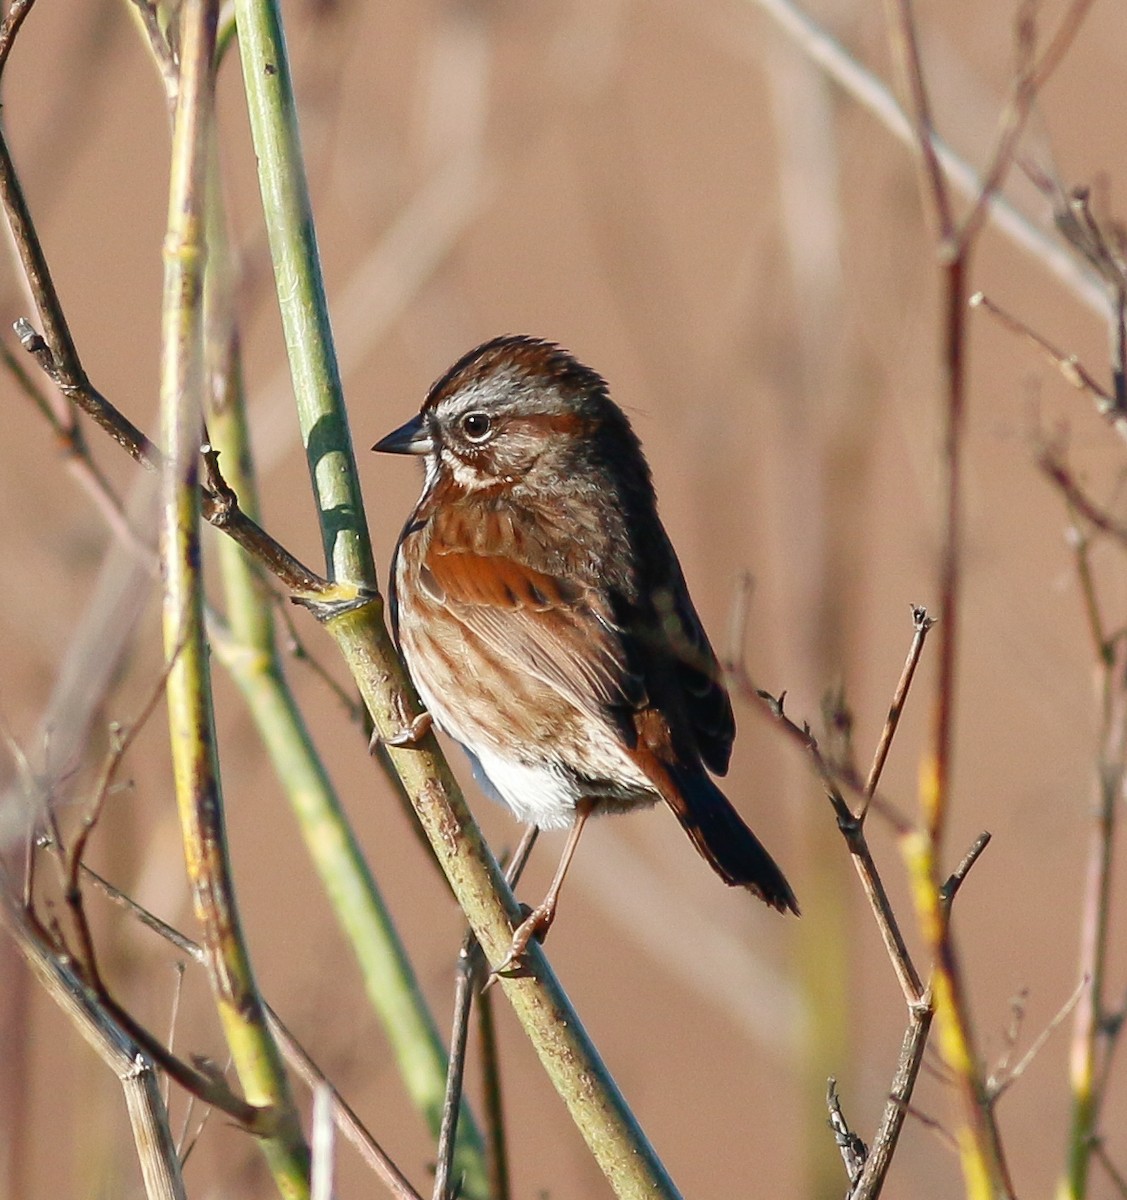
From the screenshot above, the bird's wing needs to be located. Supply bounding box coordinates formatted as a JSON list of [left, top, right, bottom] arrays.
[[420, 531, 647, 734], [656, 557, 736, 775]]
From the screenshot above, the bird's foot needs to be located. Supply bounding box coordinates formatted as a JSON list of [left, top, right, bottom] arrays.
[[488, 900, 556, 982], [370, 708, 432, 753]]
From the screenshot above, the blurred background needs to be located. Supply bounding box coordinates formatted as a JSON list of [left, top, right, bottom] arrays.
[[2, 0, 1126, 1196]]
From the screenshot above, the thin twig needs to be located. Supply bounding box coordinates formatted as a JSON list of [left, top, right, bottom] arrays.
[[849, 1004, 933, 1200], [1038, 449, 1127, 552], [64, 653, 180, 965], [273, 590, 366, 722], [972, 291, 1119, 411], [827, 1078, 867, 1186], [476, 981, 511, 1200], [1059, 616, 1127, 1195], [988, 975, 1088, 1101], [79, 865, 423, 1199], [0, 0, 36, 79], [433, 829, 537, 1200], [901, 1102, 959, 1154], [1, 885, 188, 1200], [882, 0, 953, 239], [861, 605, 934, 817], [939, 832, 992, 910], [1094, 1141, 1127, 1199], [127, 0, 179, 103], [884, 0, 1037, 1192]]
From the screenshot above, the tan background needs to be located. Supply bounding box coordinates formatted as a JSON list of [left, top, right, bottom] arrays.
[[2, 0, 1126, 1196]]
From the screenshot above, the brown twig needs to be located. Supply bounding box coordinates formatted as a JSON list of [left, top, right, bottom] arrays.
[[1057, 562, 1127, 1195], [63, 653, 180, 976], [972, 291, 1127, 444], [861, 605, 935, 817], [877, 1, 1092, 1193], [732, 607, 945, 1200], [476, 979, 511, 1200], [882, 0, 953, 240], [1038, 447, 1127, 552], [0, 122, 329, 598], [80, 865, 422, 1199], [939, 832, 992, 911], [1, 884, 188, 1200], [987, 975, 1088, 1102], [827, 1078, 867, 1186], [0, 0, 36, 80], [11, 883, 273, 1134], [1094, 1141, 1127, 1198], [433, 829, 537, 1200]]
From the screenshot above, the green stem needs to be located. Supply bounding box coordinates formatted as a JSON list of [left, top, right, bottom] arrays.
[[200, 108, 488, 1194], [160, 5, 309, 1197], [327, 605, 682, 1199], [233, 3, 679, 1193], [232, 0, 372, 587]]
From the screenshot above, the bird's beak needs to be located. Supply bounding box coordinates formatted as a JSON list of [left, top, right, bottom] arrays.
[[372, 413, 430, 455]]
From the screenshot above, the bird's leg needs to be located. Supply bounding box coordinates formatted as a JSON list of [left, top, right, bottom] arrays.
[[495, 798, 594, 974]]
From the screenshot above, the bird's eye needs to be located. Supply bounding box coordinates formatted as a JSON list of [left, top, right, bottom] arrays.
[[460, 412, 492, 441]]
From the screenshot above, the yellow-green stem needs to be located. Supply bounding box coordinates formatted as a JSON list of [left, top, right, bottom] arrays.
[[902, 828, 1009, 1200], [326, 603, 682, 1199], [199, 121, 487, 1190], [160, 4, 309, 1196]]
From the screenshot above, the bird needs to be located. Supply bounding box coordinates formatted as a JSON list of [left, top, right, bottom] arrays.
[[373, 335, 797, 965]]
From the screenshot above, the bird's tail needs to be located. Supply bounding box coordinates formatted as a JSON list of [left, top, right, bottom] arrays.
[[657, 763, 798, 915]]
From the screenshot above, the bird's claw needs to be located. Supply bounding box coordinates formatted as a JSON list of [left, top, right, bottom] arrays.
[[486, 901, 555, 986], [371, 709, 432, 752]]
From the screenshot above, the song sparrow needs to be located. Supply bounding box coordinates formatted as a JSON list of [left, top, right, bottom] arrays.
[[374, 336, 797, 962]]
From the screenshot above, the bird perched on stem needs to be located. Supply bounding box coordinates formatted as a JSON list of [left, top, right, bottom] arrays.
[[374, 335, 797, 967]]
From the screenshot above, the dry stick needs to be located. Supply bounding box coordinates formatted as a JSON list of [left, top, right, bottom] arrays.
[[63, 651, 179, 973], [8, 710, 272, 1129], [987, 974, 1087, 1103], [476, 978, 511, 1200], [976, 181, 1127, 442], [861, 605, 935, 818], [1094, 1141, 1127, 1199], [732, 608, 932, 1200], [882, 0, 953, 240], [972, 292, 1116, 406], [433, 828, 538, 1200], [939, 833, 992, 911], [827, 1078, 867, 1187], [746, 687, 919, 1000], [1039, 452, 1127, 553], [877, 3, 1099, 1194], [0, 0, 36, 78], [740, 651, 993, 1199], [1023, 240, 1127, 1197], [10, 317, 326, 599], [0, 889, 187, 1200], [845, 606, 938, 1200], [1054, 508, 1127, 1198], [0, 341, 147, 554], [81, 865, 423, 1200]]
